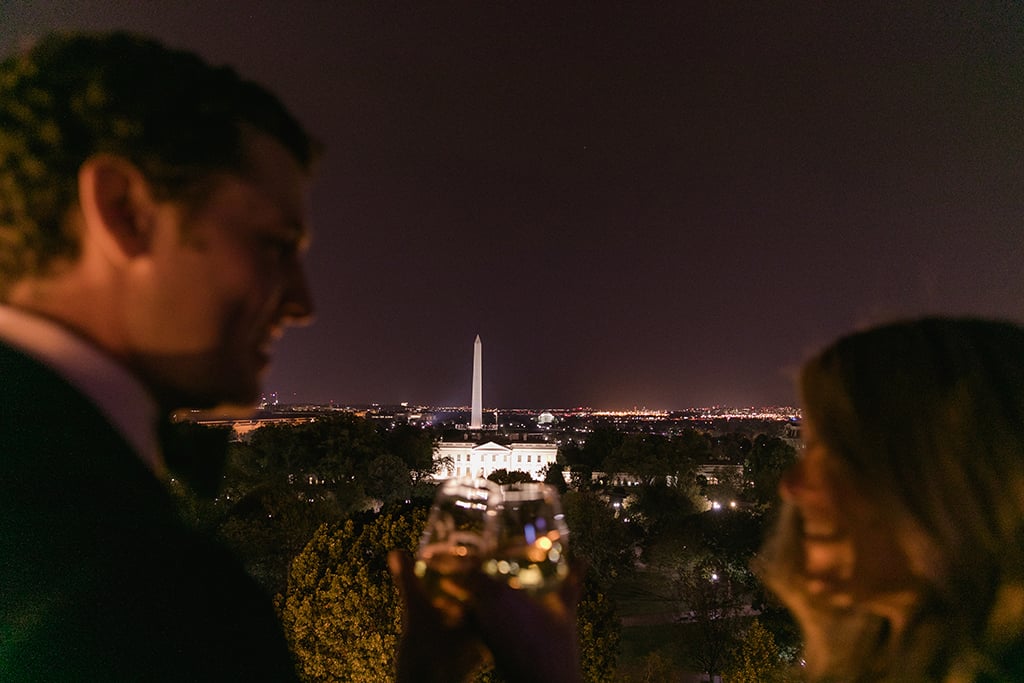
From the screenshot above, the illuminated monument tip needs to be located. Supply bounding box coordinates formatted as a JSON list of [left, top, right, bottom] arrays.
[[471, 335, 482, 429]]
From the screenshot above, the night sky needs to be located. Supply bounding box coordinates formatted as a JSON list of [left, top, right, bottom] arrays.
[[3, 2, 1022, 409]]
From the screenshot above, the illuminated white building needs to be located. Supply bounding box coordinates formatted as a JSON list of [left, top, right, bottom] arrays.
[[435, 441, 558, 481]]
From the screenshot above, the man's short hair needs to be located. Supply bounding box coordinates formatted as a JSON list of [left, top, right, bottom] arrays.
[[0, 31, 319, 292]]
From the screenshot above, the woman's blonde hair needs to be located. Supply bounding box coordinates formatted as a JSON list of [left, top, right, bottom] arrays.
[[759, 317, 1024, 681]]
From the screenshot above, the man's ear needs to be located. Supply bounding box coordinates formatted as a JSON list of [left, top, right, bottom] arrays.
[[77, 154, 159, 260]]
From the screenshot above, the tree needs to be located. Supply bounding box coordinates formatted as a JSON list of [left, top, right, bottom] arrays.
[[674, 428, 713, 462], [639, 650, 674, 683], [711, 433, 752, 462], [279, 507, 427, 682], [576, 581, 621, 682], [627, 481, 704, 537], [724, 619, 792, 683], [673, 558, 747, 681], [244, 414, 382, 514], [542, 462, 568, 493], [557, 441, 593, 490], [601, 433, 701, 485], [561, 489, 635, 585], [363, 452, 413, 507], [166, 424, 351, 596], [199, 413, 437, 594], [558, 490, 630, 681], [213, 433, 357, 596], [384, 424, 436, 473], [561, 423, 623, 489], [744, 435, 797, 506], [486, 468, 534, 485]]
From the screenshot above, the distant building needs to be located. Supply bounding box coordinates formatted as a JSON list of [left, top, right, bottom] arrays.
[[435, 441, 558, 481], [194, 415, 317, 438], [781, 419, 802, 450]]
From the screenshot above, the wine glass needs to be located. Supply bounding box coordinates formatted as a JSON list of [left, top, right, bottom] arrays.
[[415, 477, 500, 618], [484, 482, 570, 593]]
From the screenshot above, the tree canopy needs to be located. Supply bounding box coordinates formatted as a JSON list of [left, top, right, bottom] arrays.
[[280, 507, 426, 682]]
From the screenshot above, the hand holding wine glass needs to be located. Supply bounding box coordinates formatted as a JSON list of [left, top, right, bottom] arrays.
[[471, 482, 581, 683], [394, 478, 582, 683]]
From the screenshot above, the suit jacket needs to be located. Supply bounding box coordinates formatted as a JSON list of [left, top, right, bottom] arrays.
[[0, 341, 299, 681]]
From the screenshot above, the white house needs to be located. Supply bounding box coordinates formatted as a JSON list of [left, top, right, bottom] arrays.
[[435, 441, 558, 482]]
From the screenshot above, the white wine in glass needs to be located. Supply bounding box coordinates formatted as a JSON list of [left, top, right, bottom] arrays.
[[484, 483, 570, 594], [415, 477, 499, 607]]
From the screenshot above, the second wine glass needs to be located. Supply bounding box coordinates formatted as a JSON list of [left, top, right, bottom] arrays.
[[484, 482, 570, 593]]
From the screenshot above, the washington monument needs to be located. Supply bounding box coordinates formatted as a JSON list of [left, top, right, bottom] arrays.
[[471, 335, 483, 429]]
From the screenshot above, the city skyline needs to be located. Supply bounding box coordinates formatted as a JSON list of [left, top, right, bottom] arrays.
[[4, 4, 1022, 409], [260, 397, 801, 417], [258, 334, 801, 414]]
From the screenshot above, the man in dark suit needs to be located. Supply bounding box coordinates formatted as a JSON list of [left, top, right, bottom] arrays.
[[0, 33, 315, 680]]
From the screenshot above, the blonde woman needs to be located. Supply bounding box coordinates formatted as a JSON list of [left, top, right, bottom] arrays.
[[758, 318, 1024, 681]]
